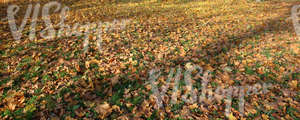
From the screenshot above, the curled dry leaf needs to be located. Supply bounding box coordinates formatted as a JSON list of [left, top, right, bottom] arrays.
[[112, 105, 121, 113]]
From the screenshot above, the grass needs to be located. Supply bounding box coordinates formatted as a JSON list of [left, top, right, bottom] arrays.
[[0, 0, 299, 119]]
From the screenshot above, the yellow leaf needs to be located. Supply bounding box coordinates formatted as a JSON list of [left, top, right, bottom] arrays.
[[227, 113, 237, 120], [188, 103, 198, 109], [112, 105, 121, 112], [23, 104, 36, 113], [262, 114, 269, 120], [7, 102, 16, 111], [179, 47, 186, 57], [289, 80, 298, 89]]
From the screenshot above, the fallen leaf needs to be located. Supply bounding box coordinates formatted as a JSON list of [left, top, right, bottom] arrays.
[[111, 75, 119, 86], [289, 80, 298, 89], [7, 102, 16, 111], [227, 113, 237, 120], [95, 102, 112, 119]]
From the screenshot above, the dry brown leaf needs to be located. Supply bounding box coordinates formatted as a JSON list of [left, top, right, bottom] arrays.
[[75, 109, 85, 118], [180, 47, 186, 57], [50, 117, 60, 120], [65, 116, 77, 120], [205, 64, 214, 71], [188, 103, 198, 109], [157, 53, 163, 60], [95, 102, 112, 119], [112, 105, 121, 113], [289, 80, 298, 89], [85, 59, 100, 68], [262, 114, 269, 120], [7, 102, 16, 111], [220, 72, 234, 84], [145, 84, 151, 91], [111, 75, 119, 86]]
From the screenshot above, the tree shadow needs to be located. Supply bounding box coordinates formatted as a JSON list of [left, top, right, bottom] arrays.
[[200, 13, 294, 67]]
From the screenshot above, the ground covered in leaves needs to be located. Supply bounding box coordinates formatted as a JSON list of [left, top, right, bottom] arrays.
[[0, 0, 299, 119]]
